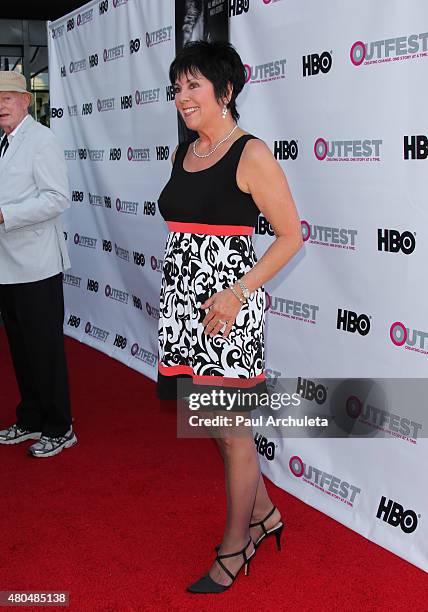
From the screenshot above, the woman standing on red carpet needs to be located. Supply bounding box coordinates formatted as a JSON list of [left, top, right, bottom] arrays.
[[157, 40, 302, 593]]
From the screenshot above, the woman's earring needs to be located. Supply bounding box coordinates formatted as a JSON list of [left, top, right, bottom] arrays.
[[222, 104, 228, 119]]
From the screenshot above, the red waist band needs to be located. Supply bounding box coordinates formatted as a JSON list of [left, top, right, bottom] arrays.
[[159, 363, 265, 388], [167, 221, 254, 236]]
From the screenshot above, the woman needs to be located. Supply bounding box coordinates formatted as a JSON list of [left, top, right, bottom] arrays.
[[157, 40, 302, 593]]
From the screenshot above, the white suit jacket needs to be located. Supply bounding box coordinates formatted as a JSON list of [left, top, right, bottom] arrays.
[[0, 115, 71, 284]]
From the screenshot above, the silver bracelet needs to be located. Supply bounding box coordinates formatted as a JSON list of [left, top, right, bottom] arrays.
[[229, 284, 246, 304], [237, 278, 251, 301]]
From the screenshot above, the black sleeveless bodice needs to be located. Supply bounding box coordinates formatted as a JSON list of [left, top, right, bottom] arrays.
[[158, 134, 260, 227]]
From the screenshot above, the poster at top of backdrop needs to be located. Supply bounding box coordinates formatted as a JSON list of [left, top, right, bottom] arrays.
[[175, 0, 229, 51], [175, 0, 229, 142]]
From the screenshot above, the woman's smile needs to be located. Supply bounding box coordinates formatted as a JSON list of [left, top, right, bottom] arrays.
[[182, 106, 200, 117]]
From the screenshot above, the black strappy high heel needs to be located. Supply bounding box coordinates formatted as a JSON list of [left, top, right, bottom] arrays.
[[250, 506, 284, 550], [187, 538, 255, 594]]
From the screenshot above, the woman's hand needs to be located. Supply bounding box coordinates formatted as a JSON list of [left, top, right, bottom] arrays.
[[201, 288, 242, 338]]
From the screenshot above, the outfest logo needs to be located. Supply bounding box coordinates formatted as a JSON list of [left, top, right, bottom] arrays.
[[146, 302, 160, 320], [265, 292, 319, 325], [350, 32, 428, 67], [85, 321, 109, 342], [97, 97, 115, 112], [135, 88, 160, 105], [301, 220, 357, 250], [314, 137, 382, 162], [73, 233, 97, 249], [76, 8, 93, 26], [130, 342, 158, 366], [64, 149, 77, 160], [145, 26, 172, 47], [115, 197, 139, 215], [150, 256, 163, 272], [127, 147, 150, 162], [345, 394, 422, 445], [63, 273, 81, 288], [69, 58, 87, 73], [114, 242, 130, 262], [244, 58, 286, 84], [51, 24, 65, 39], [389, 321, 428, 356], [104, 284, 129, 304], [289, 455, 361, 507], [103, 44, 125, 62]]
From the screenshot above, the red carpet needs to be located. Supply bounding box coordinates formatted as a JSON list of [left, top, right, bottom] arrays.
[[0, 329, 426, 611]]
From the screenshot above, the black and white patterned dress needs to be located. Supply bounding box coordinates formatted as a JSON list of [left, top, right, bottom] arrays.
[[157, 134, 266, 409]]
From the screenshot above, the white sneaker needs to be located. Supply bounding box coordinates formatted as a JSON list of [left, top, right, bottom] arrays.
[[27, 428, 77, 458], [0, 424, 41, 445]]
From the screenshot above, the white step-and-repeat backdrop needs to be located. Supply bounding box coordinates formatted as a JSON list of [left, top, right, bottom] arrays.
[[48, 0, 176, 378], [48, 0, 427, 572]]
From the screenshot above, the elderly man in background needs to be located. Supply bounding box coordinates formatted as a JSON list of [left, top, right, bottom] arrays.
[[0, 71, 76, 457]]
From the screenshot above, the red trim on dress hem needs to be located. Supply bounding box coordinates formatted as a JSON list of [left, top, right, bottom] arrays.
[[158, 363, 265, 388], [166, 221, 254, 236]]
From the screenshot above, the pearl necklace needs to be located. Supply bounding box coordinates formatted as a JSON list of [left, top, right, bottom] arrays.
[[192, 124, 239, 158]]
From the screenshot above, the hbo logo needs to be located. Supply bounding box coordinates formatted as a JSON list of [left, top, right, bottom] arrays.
[[99, 0, 108, 14], [378, 229, 415, 255], [67, 315, 80, 328], [89, 54, 98, 68], [132, 295, 143, 310], [376, 496, 418, 534], [337, 309, 370, 336], [133, 251, 145, 267], [274, 140, 298, 160], [72, 190, 84, 202], [303, 52, 332, 77], [296, 377, 327, 404], [51, 107, 64, 118], [102, 239, 112, 252], [87, 279, 99, 293], [121, 95, 132, 110], [229, 0, 249, 17], [255, 215, 274, 236], [166, 85, 175, 102], [404, 135, 428, 160], [254, 433, 275, 460], [82, 103, 92, 115], [143, 201, 156, 216], [130, 38, 140, 54], [114, 334, 127, 350], [109, 148, 122, 161], [156, 146, 169, 160]]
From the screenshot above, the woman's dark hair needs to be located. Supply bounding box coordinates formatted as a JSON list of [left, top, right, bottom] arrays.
[[169, 40, 246, 122]]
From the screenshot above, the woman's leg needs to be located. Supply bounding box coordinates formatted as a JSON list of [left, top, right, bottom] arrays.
[[214, 437, 283, 546], [207, 421, 260, 586]]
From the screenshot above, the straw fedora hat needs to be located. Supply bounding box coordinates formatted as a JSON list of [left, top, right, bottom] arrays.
[[0, 71, 33, 103]]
